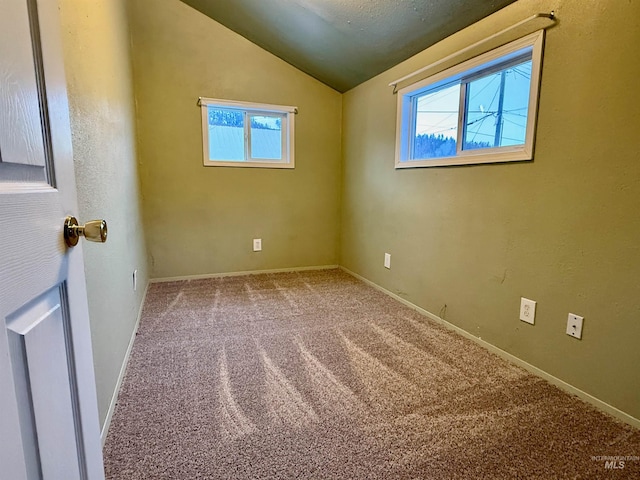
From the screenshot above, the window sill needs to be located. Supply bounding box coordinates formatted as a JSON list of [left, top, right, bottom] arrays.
[[395, 147, 532, 168], [203, 160, 295, 169]]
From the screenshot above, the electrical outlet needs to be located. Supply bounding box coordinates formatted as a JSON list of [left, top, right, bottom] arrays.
[[133, 269, 137, 291], [253, 238, 262, 252], [519, 297, 536, 324], [566, 313, 584, 339], [384, 253, 391, 269]]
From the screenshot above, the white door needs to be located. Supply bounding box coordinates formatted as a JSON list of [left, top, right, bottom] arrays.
[[0, 0, 105, 479]]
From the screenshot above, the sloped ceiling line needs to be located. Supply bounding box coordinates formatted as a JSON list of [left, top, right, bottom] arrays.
[[180, 0, 518, 92]]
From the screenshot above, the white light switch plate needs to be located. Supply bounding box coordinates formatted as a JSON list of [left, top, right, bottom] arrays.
[[519, 298, 536, 324], [253, 238, 262, 251], [566, 313, 584, 339], [384, 253, 391, 269]]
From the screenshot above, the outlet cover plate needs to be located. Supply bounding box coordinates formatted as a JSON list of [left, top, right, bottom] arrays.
[[253, 239, 262, 252], [519, 297, 536, 324], [566, 313, 584, 339], [384, 253, 391, 269]]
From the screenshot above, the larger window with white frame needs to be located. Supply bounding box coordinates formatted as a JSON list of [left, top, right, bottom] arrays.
[[395, 30, 544, 168], [199, 98, 296, 168]]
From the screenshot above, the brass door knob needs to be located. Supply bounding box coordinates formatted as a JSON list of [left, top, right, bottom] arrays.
[[64, 216, 108, 247]]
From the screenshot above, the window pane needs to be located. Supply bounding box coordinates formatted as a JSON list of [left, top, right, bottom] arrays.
[[463, 59, 532, 150], [412, 83, 460, 159], [250, 115, 282, 160], [208, 106, 245, 161]]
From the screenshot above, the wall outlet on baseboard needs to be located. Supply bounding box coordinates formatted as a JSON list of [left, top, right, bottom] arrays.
[[384, 253, 391, 269], [253, 238, 262, 252], [519, 297, 536, 324]]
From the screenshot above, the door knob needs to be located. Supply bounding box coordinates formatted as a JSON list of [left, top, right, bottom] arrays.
[[64, 216, 108, 247]]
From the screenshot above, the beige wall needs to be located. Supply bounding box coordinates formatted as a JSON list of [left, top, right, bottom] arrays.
[[341, 0, 640, 420], [60, 0, 148, 430], [58, 0, 639, 432], [128, 0, 343, 279]]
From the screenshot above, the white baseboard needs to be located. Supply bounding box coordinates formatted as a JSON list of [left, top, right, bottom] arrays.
[[100, 280, 150, 445], [150, 264, 340, 283], [340, 266, 640, 430]]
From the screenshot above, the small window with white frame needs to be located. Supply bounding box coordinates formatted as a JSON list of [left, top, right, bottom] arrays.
[[395, 30, 545, 168], [199, 98, 296, 168]]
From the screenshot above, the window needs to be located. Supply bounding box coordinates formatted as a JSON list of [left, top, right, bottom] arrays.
[[199, 98, 295, 168], [395, 30, 544, 168]]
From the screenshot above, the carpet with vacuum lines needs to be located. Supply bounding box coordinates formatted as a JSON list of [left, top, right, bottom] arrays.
[[103, 269, 639, 479]]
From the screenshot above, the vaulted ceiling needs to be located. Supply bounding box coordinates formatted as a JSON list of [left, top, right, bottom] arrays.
[[180, 0, 518, 92]]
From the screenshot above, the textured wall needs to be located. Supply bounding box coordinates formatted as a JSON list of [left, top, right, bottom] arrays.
[[59, 0, 148, 429], [341, 0, 640, 420], [129, 0, 342, 279]]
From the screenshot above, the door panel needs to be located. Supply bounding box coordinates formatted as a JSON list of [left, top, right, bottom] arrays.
[[7, 286, 84, 480], [0, 0, 47, 182], [0, 0, 105, 478]]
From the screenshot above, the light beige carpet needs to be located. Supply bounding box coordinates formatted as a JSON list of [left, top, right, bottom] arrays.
[[104, 269, 639, 479]]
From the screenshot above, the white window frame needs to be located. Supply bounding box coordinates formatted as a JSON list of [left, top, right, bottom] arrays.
[[199, 97, 296, 169], [395, 30, 545, 168]]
